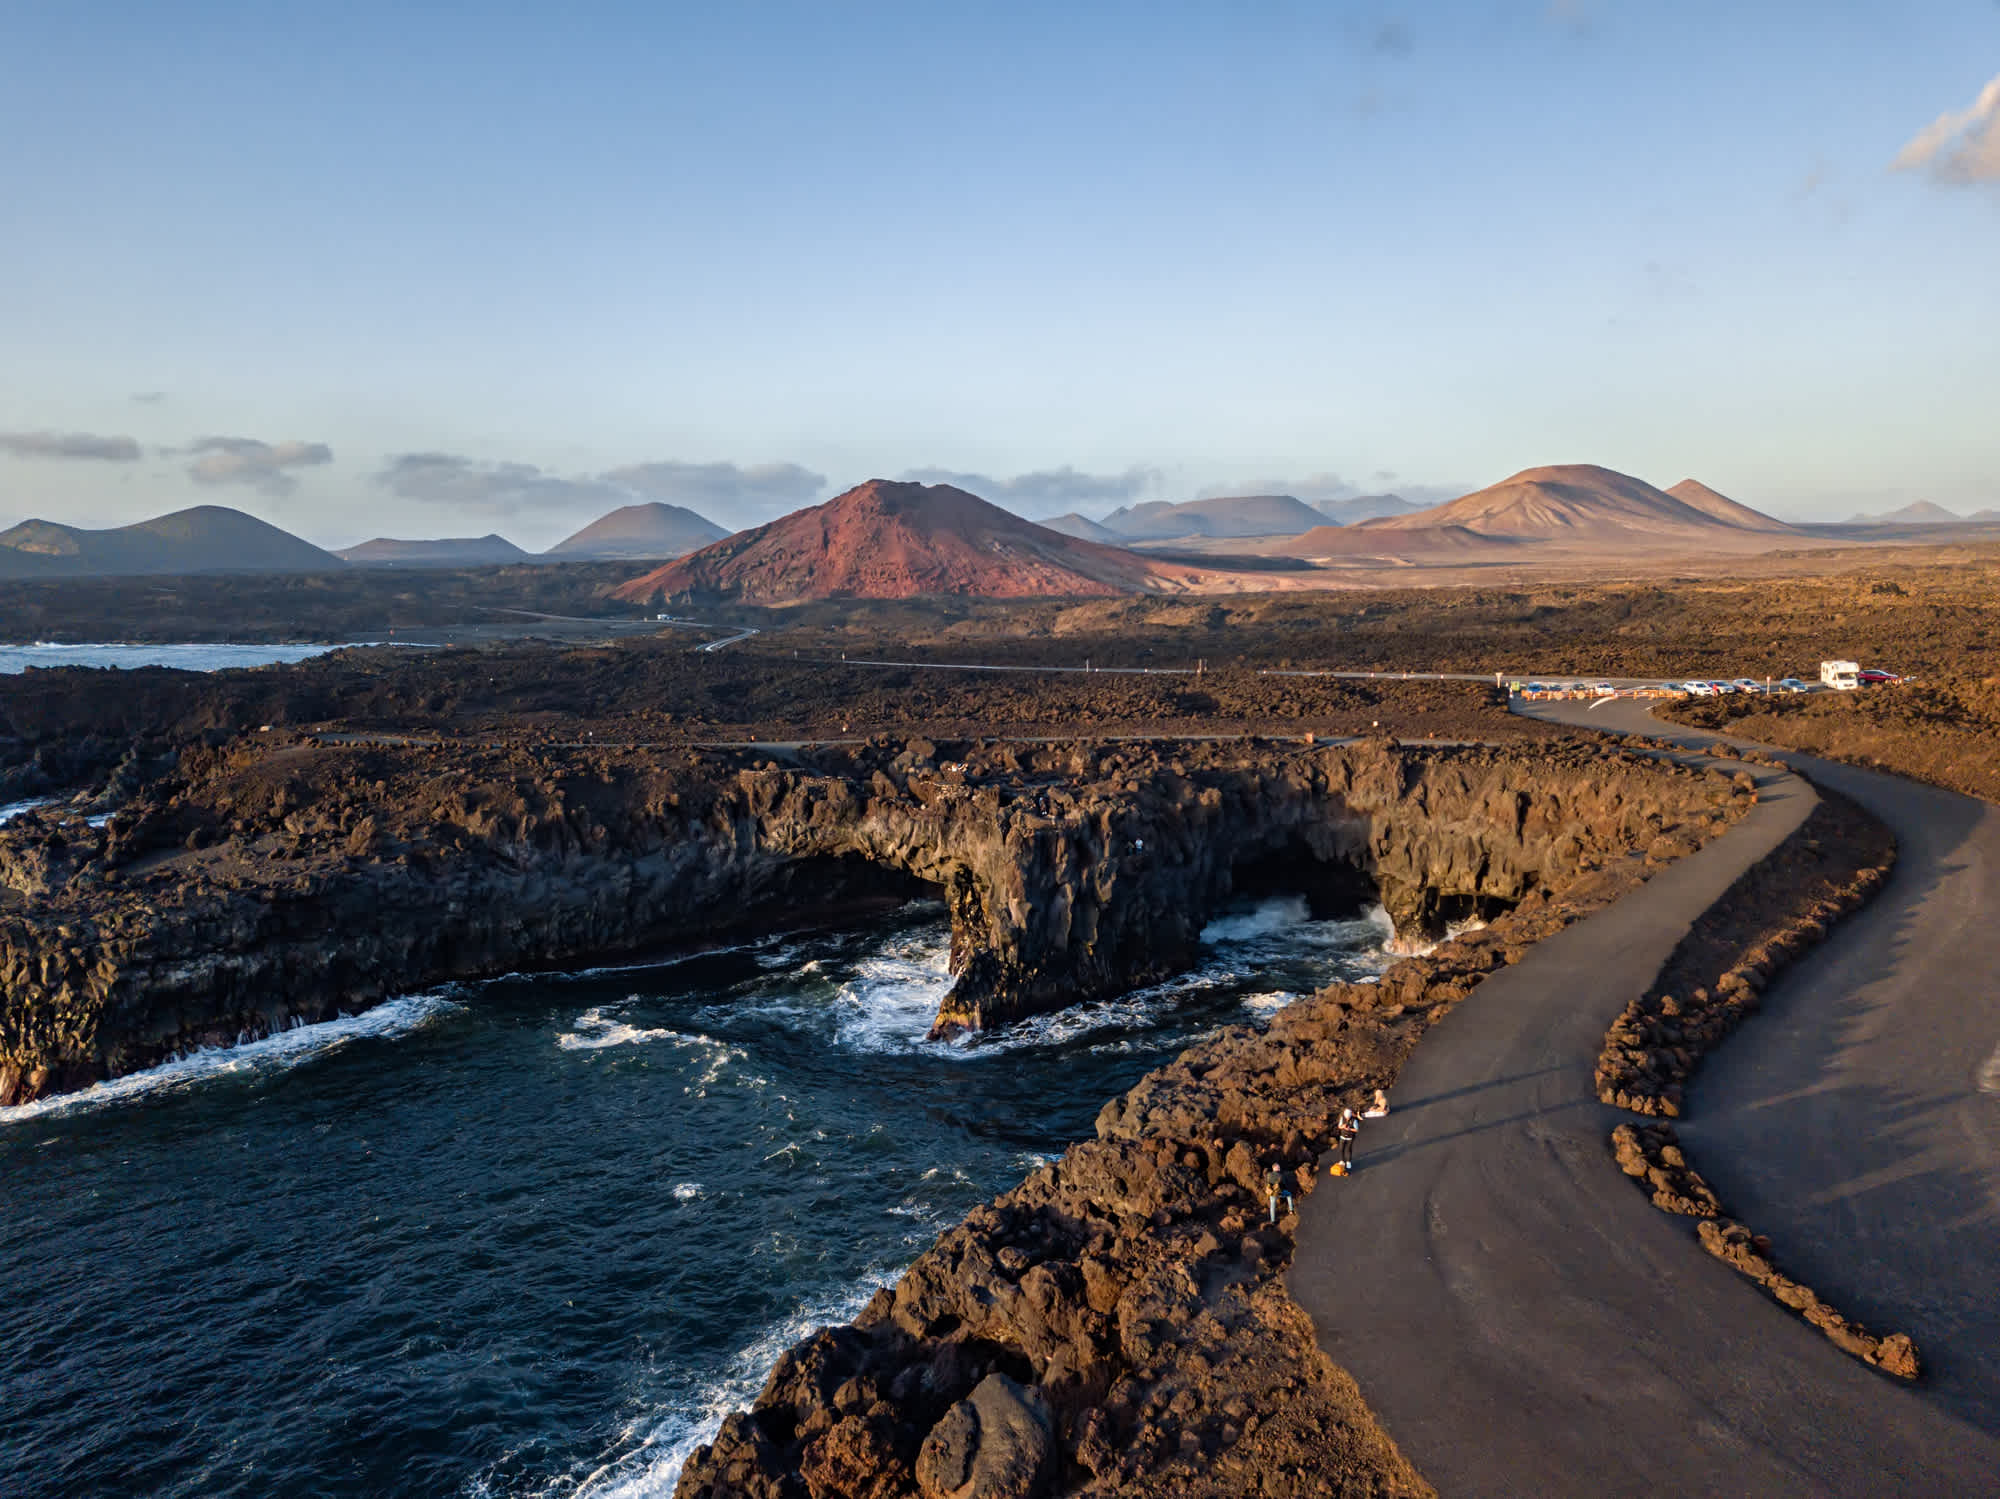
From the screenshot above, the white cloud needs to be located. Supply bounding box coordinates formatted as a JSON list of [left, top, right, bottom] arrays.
[[1893, 72, 2000, 185], [0, 429, 143, 462], [1196, 472, 1359, 502], [377, 453, 828, 527], [897, 465, 1159, 515], [602, 460, 827, 523], [185, 437, 333, 495]]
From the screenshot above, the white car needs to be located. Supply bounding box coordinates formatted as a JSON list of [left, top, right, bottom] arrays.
[[1592, 682, 1617, 697], [1683, 681, 1716, 696]]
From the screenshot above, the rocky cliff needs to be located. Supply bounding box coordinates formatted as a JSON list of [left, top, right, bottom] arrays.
[[0, 733, 1743, 1106], [672, 780, 1754, 1498]]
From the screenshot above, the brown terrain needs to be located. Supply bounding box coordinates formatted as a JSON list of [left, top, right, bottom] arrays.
[[1664, 675, 2000, 804], [614, 481, 1188, 605], [3, 529, 1994, 1492], [1258, 465, 1802, 568]]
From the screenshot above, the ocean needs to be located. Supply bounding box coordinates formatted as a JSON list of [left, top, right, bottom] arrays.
[[0, 897, 1390, 1497], [0, 643, 377, 674]]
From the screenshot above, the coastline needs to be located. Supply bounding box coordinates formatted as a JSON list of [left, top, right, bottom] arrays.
[[674, 744, 1758, 1496]]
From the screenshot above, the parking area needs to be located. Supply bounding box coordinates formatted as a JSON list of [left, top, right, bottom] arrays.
[[1510, 666, 1906, 703]]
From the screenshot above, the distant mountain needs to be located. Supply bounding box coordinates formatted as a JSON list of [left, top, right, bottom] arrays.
[[1101, 494, 1329, 540], [1039, 511, 1120, 543], [1353, 464, 1796, 543], [1254, 522, 1533, 562], [1311, 493, 1431, 525], [337, 534, 532, 566], [1970, 509, 2000, 523], [1843, 500, 1965, 526], [612, 480, 1165, 605], [545, 502, 729, 560], [0, 505, 342, 578], [1663, 479, 1795, 534]]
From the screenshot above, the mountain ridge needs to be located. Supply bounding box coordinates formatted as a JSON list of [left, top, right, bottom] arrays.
[[0, 505, 343, 578], [546, 501, 729, 560], [612, 480, 1168, 604]]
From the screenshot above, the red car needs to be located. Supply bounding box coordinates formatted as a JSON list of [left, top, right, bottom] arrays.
[[1857, 669, 1902, 685]]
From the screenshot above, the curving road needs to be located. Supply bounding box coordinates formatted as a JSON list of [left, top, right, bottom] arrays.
[[1289, 697, 2000, 1496]]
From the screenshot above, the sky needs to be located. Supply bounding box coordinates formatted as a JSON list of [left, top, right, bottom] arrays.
[[2, 0, 1997, 548]]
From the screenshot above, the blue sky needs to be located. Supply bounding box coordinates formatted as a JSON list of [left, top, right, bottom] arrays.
[[2, 1, 1996, 547]]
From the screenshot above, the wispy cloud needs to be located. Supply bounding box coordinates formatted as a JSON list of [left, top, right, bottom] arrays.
[[1893, 72, 2000, 185], [185, 437, 333, 496], [1197, 472, 1464, 507], [130, 391, 168, 405], [897, 465, 1159, 516], [0, 429, 143, 462], [376, 454, 827, 526], [602, 460, 827, 522], [1196, 472, 1359, 503]]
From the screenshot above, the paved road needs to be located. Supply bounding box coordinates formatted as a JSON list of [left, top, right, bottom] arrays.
[[1289, 699, 2000, 1496], [1578, 700, 2000, 1433]]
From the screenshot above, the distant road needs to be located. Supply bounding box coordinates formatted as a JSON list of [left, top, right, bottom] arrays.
[[1290, 695, 2000, 1495]]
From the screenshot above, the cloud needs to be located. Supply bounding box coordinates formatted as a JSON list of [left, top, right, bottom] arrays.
[[1893, 72, 2000, 184], [185, 437, 333, 495], [1197, 472, 1466, 507], [602, 460, 827, 522], [1196, 472, 1360, 503], [376, 454, 828, 526], [1545, 0, 1599, 37], [0, 429, 143, 462], [898, 465, 1159, 515], [1371, 20, 1413, 58], [131, 391, 167, 405]]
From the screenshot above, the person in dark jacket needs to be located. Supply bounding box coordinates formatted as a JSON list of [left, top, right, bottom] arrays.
[[1332, 1090, 1391, 1175]]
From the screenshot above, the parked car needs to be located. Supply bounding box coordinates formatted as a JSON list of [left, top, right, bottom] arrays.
[[1707, 681, 1736, 694], [1731, 677, 1765, 693], [1777, 678, 1808, 693], [1683, 681, 1716, 696], [1858, 669, 1902, 685], [1592, 682, 1617, 696]]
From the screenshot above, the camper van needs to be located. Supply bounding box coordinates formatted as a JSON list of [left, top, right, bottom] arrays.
[[1820, 660, 1860, 691]]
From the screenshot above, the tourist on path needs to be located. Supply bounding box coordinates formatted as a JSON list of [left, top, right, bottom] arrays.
[[1333, 1090, 1391, 1175]]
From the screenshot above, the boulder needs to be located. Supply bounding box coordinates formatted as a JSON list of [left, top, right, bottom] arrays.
[[915, 1373, 1056, 1499]]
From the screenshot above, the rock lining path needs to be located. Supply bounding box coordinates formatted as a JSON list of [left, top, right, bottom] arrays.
[[1289, 698, 1999, 1497]]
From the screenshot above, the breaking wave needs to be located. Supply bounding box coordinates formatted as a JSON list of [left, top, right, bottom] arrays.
[[0, 992, 462, 1125]]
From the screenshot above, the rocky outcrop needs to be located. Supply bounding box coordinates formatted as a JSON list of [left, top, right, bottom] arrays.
[[0, 734, 1745, 1106], [1598, 779, 1919, 1380], [674, 790, 1753, 1498], [1596, 790, 1896, 1116]]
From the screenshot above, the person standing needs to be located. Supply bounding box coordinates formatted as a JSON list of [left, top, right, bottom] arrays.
[[1333, 1090, 1391, 1175]]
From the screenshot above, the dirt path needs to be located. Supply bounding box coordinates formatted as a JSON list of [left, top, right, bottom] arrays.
[[1288, 703, 2000, 1495]]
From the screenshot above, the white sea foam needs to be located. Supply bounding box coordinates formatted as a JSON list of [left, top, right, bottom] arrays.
[[671, 1183, 703, 1202], [1977, 1041, 2000, 1096], [0, 992, 461, 1125], [559, 1275, 891, 1499], [0, 798, 55, 825], [556, 1008, 747, 1091]]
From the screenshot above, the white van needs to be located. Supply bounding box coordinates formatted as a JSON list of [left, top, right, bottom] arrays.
[[1820, 660, 1860, 691]]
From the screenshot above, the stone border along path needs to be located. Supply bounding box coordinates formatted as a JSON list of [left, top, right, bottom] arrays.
[[1289, 697, 2000, 1497]]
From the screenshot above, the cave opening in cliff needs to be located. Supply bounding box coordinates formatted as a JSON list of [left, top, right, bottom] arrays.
[[752, 854, 942, 925], [1223, 837, 1381, 921]]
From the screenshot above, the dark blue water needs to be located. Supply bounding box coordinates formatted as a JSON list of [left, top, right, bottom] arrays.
[[0, 898, 1389, 1498]]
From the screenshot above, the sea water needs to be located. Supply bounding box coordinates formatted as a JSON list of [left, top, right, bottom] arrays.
[[0, 642, 375, 674], [0, 896, 1390, 1498]]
